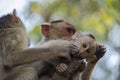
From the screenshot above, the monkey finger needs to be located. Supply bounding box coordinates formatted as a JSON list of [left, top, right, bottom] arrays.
[[98, 44, 104, 47], [70, 44, 79, 51], [57, 63, 64, 72], [61, 64, 69, 75], [70, 47, 79, 54], [57, 66, 63, 73], [101, 49, 106, 54], [59, 64, 69, 76], [100, 47, 106, 51], [70, 49, 79, 56], [58, 67, 67, 76], [69, 47, 80, 58], [103, 49, 106, 53], [99, 46, 106, 51], [56, 63, 69, 76]]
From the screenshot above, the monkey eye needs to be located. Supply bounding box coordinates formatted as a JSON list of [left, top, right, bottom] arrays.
[[83, 43, 87, 48], [66, 28, 75, 35]]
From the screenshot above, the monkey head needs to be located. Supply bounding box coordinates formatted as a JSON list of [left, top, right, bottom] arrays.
[[0, 9, 30, 48], [72, 32, 97, 60], [41, 20, 76, 40], [0, 9, 25, 29]]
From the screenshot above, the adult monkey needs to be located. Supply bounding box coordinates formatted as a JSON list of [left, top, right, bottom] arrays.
[[0, 10, 80, 80]]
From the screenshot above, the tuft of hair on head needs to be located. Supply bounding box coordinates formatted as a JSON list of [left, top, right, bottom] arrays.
[[50, 20, 64, 24], [82, 32, 96, 40], [13, 9, 17, 16], [88, 33, 95, 40]]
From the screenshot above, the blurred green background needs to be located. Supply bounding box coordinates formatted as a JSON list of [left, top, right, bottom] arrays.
[[0, 0, 119, 80]]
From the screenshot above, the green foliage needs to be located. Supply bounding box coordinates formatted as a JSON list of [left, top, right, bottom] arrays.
[[29, 25, 42, 43], [26, 0, 120, 43]]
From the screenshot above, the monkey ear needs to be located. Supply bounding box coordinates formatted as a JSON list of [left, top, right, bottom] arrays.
[[41, 23, 51, 36], [12, 9, 19, 23]]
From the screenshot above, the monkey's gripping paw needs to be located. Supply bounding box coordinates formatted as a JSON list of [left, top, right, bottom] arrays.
[[56, 63, 69, 76], [95, 44, 106, 60], [69, 44, 80, 59], [78, 61, 86, 72]]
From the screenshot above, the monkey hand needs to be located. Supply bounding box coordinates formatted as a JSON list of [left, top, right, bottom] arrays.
[[56, 63, 69, 76], [87, 44, 106, 63], [77, 60, 86, 72], [45, 40, 80, 61], [95, 44, 106, 60], [58, 44, 80, 62], [69, 44, 80, 59]]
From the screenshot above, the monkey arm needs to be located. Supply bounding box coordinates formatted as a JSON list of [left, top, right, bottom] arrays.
[[3, 47, 69, 68], [81, 62, 97, 80], [4, 40, 79, 68]]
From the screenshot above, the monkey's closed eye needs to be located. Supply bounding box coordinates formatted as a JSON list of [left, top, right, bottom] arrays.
[[66, 28, 75, 35]]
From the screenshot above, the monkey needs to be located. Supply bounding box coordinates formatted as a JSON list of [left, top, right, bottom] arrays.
[[0, 10, 80, 80], [51, 33, 98, 80], [72, 33, 106, 80]]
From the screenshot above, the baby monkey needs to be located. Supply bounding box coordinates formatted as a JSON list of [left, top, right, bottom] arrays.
[[52, 32, 98, 80]]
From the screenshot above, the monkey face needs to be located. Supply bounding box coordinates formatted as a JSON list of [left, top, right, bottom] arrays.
[[73, 33, 97, 59], [41, 20, 76, 40], [50, 21, 76, 40]]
